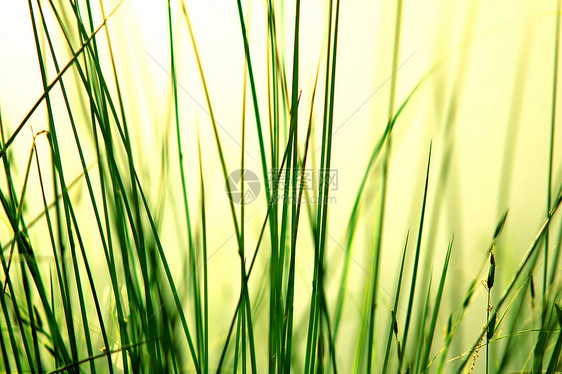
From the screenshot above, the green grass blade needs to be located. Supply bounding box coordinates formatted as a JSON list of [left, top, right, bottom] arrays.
[[458, 185, 562, 372], [398, 141, 432, 372], [414, 274, 433, 374], [548, 0, 562, 288], [382, 232, 409, 373], [419, 236, 454, 372], [546, 303, 562, 373]]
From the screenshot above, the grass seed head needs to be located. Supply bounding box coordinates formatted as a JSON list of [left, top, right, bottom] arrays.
[[487, 252, 496, 290]]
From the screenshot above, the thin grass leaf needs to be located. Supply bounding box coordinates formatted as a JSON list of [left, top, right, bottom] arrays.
[[458, 185, 562, 372], [398, 141, 433, 372], [546, 304, 562, 373], [382, 232, 410, 372], [419, 236, 454, 373]]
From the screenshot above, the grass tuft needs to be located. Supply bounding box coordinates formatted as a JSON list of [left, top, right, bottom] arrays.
[[0, 0, 561, 372]]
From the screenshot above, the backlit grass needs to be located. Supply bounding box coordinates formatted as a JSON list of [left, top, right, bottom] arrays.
[[0, 0, 561, 373]]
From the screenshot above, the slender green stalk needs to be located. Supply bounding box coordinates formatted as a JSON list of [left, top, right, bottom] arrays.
[[215, 117, 302, 372], [167, 2, 203, 371], [197, 127, 209, 374], [458, 185, 562, 372], [548, 0, 561, 288], [305, 1, 341, 371], [414, 275, 433, 373], [365, 1, 403, 369], [382, 232, 409, 372], [181, 3, 257, 371], [546, 304, 562, 373], [419, 237, 454, 373], [398, 142, 432, 373]]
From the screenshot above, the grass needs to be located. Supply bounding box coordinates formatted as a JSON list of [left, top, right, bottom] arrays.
[[0, 0, 562, 372]]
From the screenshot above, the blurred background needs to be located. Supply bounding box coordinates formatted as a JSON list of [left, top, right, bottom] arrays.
[[0, 0, 561, 372]]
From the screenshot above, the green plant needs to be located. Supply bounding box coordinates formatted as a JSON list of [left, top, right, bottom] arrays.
[[0, 0, 561, 373]]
